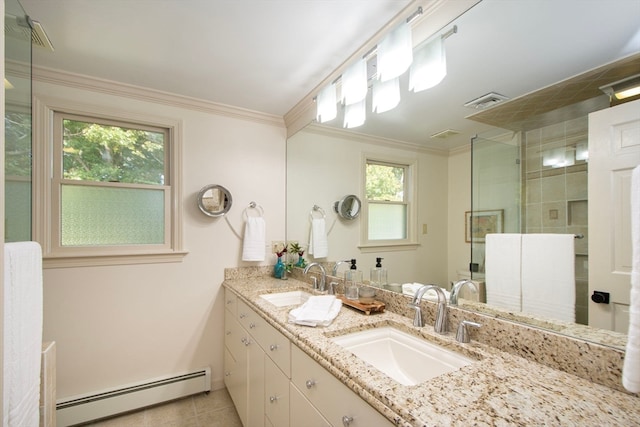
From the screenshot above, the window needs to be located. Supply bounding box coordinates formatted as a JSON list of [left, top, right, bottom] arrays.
[[362, 157, 417, 248], [34, 100, 184, 267]]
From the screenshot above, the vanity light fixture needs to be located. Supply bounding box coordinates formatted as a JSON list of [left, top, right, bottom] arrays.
[[377, 21, 413, 82], [600, 74, 640, 100], [372, 77, 400, 113], [315, 83, 337, 123], [409, 31, 448, 92]]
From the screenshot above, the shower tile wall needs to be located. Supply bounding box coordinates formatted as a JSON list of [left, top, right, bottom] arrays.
[[523, 116, 589, 324]]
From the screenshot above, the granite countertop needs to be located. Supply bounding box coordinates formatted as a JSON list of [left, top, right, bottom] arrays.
[[223, 275, 640, 426]]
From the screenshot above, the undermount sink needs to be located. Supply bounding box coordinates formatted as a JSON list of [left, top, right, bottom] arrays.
[[259, 290, 312, 307], [331, 326, 475, 386]]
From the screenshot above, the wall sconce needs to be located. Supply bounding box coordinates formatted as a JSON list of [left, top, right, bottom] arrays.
[[600, 74, 640, 103]]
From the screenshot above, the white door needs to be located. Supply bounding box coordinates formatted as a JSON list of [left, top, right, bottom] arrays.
[[589, 99, 640, 332]]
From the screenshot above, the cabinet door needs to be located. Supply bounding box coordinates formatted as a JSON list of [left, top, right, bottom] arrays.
[[265, 356, 289, 427], [224, 347, 247, 427], [224, 308, 244, 361], [247, 335, 265, 427], [263, 323, 291, 378], [291, 345, 393, 427], [224, 288, 238, 316], [290, 383, 330, 427]]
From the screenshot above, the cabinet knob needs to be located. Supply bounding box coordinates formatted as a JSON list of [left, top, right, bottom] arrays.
[[305, 379, 316, 389], [226, 299, 234, 304], [249, 322, 256, 329], [226, 330, 231, 336], [269, 395, 279, 403], [239, 313, 247, 319], [342, 415, 354, 426], [224, 371, 231, 377], [269, 344, 279, 351]]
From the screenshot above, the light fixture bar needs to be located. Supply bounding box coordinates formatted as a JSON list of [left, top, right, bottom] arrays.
[[362, 6, 423, 61]]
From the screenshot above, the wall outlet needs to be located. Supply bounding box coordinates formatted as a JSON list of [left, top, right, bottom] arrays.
[[271, 241, 286, 254]]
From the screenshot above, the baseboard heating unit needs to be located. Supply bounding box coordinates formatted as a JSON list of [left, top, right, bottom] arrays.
[[56, 367, 211, 427]]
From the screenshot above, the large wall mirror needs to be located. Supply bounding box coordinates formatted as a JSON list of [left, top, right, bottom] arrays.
[[286, 0, 640, 349]]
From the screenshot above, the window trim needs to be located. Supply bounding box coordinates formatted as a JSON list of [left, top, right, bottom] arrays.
[[33, 96, 186, 268], [360, 154, 418, 249]]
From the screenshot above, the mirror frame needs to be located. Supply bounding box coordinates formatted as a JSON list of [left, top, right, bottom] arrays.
[[197, 184, 233, 217], [334, 194, 362, 220]]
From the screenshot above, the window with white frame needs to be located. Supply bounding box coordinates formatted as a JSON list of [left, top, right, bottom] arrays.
[[363, 157, 416, 246], [36, 104, 184, 267]]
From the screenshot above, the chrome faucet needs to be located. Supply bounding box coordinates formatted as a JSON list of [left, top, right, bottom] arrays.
[[332, 259, 351, 276], [303, 262, 326, 292], [408, 284, 448, 334], [449, 280, 478, 305]]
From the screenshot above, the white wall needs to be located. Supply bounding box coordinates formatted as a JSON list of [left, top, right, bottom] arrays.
[[287, 127, 449, 286], [447, 146, 472, 283], [34, 74, 287, 398]]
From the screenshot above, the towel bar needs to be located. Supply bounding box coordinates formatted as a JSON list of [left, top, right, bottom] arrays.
[[309, 205, 326, 222]]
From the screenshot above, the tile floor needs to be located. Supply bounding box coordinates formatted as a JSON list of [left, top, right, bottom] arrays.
[[81, 388, 242, 427]]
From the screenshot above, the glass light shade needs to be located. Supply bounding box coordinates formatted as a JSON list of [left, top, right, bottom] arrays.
[[377, 22, 413, 82], [316, 84, 337, 123], [372, 77, 400, 113], [343, 99, 366, 128], [341, 59, 368, 105], [409, 36, 447, 92], [575, 142, 589, 161]]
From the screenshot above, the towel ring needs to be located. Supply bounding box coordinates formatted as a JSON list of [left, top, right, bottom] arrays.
[[243, 201, 264, 219], [309, 205, 326, 222]]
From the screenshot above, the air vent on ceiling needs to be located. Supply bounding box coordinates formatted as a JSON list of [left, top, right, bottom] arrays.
[[464, 92, 509, 109], [5, 15, 54, 51], [431, 129, 460, 139]]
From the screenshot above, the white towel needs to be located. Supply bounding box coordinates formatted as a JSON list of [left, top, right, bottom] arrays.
[[3, 242, 43, 427], [521, 234, 575, 323], [401, 283, 451, 302], [308, 218, 328, 258], [485, 234, 523, 312], [241, 216, 266, 261], [624, 165, 640, 393], [288, 295, 342, 327]]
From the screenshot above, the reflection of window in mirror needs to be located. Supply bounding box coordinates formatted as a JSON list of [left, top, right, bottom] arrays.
[[363, 158, 416, 246]]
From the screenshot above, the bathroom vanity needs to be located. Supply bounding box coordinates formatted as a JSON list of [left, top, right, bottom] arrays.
[[223, 268, 639, 426]]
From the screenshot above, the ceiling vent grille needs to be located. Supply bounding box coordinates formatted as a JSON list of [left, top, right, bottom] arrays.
[[5, 15, 54, 51], [464, 92, 509, 109], [431, 129, 460, 139]]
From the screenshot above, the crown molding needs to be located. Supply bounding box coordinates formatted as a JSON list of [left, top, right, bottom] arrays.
[[32, 65, 285, 128]]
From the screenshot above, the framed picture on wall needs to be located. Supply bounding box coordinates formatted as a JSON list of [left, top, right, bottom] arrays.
[[465, 210, 503, 243]]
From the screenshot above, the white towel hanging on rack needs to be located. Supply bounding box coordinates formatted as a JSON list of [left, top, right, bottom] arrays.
[[241, 202, 266, 261]]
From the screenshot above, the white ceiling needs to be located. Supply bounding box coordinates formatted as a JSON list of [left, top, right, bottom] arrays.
[[16, 0, 640, 150]]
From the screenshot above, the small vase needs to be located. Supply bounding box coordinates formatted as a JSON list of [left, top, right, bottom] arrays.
[[296, 255, 306, 267], [274, 256, 286, 279]]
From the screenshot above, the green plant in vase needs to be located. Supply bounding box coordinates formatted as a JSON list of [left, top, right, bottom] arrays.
[[289, 242, 307, 268]]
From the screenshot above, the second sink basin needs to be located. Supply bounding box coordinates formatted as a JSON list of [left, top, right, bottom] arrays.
[[331, 326, 475, 386], [260, 290, 312, 307]]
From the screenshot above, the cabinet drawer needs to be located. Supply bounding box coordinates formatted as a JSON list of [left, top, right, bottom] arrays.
[[224, 288, 237, 316], [224, 309, 246, 360], [237, 299, 265, 335], [290, 383, 330, 427], [291, 345, 393, 427], [224, 347, 247, 427], [265, 356, 289, 427], [262, 323, 291, 377]]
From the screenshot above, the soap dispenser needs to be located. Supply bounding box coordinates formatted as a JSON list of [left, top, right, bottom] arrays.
[[370, 257, 388, 289], [344, 259, 362, 300]]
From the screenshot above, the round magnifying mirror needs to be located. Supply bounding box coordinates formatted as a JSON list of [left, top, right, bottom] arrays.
[[197, 184, 233, 217], [334, 194, 361, 220]]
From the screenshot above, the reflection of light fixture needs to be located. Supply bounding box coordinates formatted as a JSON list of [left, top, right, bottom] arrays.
[[600, 74, 640, 100], [341, 59, 368, 105], [575, 142, 589, 161], [409, 35, 446, 92], [542, 147, 575, 168], [4, 78, 14, 89], [343, 99, 366, 128], [377, 21, 413, 82], [315, 84, 337, 123], [372, 77, 400, 113]]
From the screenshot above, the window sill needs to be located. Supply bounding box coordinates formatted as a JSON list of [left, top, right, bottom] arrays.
[[43, 250, 189, 269], [357, 243, 420, 252]]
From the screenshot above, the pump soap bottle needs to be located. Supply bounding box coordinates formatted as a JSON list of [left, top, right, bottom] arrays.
[[344, 259, 362, 300], [370, 257, 388, 289]]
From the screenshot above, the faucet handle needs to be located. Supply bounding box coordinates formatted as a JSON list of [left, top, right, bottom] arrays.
[[456, 320, 481, 343], [328, 281, 338, 295], [310, 277, 317, 289]]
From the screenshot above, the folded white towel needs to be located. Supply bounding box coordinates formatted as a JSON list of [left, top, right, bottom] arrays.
[[288, 295, 342, 327], [401, 283, 451, 302], [521, 234, 575, 323], [485, 234, 523, 312], [308, 218, 328, 258], [3, 242, 43, 427], [241, 216, 266, 261], [624, 165, 640, 393]]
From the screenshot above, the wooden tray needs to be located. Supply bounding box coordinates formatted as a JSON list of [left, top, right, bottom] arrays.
[[336, 294, 385, 315]]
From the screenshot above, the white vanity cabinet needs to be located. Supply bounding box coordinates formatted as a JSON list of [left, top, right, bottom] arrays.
[[224, 288, 392, 427]]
